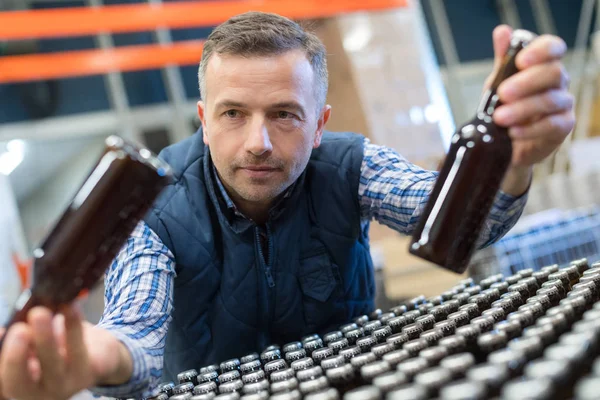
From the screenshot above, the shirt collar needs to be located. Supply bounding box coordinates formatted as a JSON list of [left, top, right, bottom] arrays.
[[211, 164, 296, 221]]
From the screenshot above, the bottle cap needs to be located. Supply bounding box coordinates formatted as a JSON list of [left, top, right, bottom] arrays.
[[403, 338, 429, 357], [270, 377, 299, 394], [356, 336, 377, 353], [218, 379, 244, 394], [458, 304, 480, 320], [387, 385, 428, 400], [323, 331, 344, 344], [177, 369, 199, 385], [439, 380, 487, 400], [363, 320, 383, 335], [397, 357, 429, 379], [296, 366, 324, 382], [500, 378, 553, 400], [419, 346, 448, 365], [481, 307, 505, 323], [371, 343, 395, 359], [372, 326, 393, 344], [304, 338, 324, 355], [328, 338, 350, 354], [466, 363, 510, 392], [285, 349, 307, 363], [220, 359, 241, 374], [264, 359, 287, 376], [507, 310, 534, 328], [270, 368, 296, 382], [219, 370, 241, 384], [507, 336, 544, 360], [339, 323, 359, 334], [298, 376, 328, 395], [283, 342, 303, 354], [360, 360, 392, 382], [574, 376, 600, 400], [304, 387, 339, 400], [269, 389, 301, 400], [470, 316, 495, 333], [350, 352, 376, 370], [344, 386, 381, 400], [290, 357, 314, 372], [401, 323, 424, 341], [242, 370, 265, 384], [386, 316, 408, 334], [193, 381, 218, 395], [260, 349, 281, 364], [311, 347, 334, 363], [434, 320, 457, 337], [438, 335, 467, 355], [173, 382, 195, 395], [477, 330, 508, 355], [382, 349, 411, 367], [439, 352, 475, 379], [320, 355, 346, 371], [372, 371, 408, 393], [338, 346, 362, 361]]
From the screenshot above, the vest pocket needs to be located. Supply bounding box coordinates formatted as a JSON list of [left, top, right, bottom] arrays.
[[298, 252, 343, 331]]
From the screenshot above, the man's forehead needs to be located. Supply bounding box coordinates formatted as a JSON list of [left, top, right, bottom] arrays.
[[205, 50, 315, 89]]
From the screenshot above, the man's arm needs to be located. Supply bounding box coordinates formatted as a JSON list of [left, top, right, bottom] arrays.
[[89, 220, 176, 399], [358, 139, 528, 248]]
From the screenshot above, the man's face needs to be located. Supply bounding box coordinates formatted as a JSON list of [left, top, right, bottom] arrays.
[[198, 49, 330, 209]]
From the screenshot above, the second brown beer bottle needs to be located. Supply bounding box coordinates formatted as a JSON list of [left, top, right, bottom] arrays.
[[409, 29, 537, 274]]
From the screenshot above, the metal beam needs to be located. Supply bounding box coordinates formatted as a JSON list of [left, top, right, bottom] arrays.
[[0, 101, 199, 143], [86, 0, 144, 145], [428, 0, 468, 125], [529, 0, 557, 34], [148, 0, 195, 145], [496, 0, 522, 29]]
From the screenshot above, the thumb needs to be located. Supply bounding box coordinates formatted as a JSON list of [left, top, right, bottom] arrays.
[[485, 24, 513, 90], [492, 25, 513, 66]]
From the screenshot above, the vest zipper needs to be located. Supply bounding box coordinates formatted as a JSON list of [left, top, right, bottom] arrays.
[[256, 225, 275, 288], [255, 224, 274, 350]]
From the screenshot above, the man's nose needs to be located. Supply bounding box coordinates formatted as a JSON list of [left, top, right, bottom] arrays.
[[244, 117, 273, 156]]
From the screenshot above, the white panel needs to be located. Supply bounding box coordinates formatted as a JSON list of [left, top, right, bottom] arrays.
[[0, 174, 28, 325]]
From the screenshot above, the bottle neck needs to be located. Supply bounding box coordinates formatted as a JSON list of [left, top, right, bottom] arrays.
[[476, 42, 523, 120], [476, 88, 501, 120]]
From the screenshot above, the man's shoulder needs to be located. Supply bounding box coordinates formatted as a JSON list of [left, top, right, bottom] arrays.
[[310, 131, 365, 162], [158, 128, 206, 179]]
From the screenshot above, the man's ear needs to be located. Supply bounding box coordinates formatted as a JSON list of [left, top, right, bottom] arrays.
[[314, 105, 332, 148], [197, 101, 209, 145]]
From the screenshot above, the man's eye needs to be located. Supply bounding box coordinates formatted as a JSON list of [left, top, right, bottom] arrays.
[[225, 110, 241, 118], [277, 111, 294, 119]]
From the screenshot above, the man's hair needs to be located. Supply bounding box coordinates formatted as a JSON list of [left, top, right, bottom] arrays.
[[198, 11, 328, 112]]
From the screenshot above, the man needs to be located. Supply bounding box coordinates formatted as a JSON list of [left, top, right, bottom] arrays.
[[0, 11, 574, 400]]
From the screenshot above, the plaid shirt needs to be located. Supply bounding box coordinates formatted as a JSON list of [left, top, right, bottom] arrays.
[[90, 138, 527, 398]]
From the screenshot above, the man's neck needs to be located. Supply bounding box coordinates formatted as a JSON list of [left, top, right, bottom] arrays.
[[233, 198, 271, 225]]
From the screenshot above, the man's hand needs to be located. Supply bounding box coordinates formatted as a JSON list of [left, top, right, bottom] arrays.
[[0, 304, 133, 400], [489, 25, 575, 168]]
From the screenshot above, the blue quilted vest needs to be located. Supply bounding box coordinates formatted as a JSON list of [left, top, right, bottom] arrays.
[[145, 129, 376, 381]]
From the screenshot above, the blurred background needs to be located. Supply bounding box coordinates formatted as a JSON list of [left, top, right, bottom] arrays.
[[1, 0, 600, 364]]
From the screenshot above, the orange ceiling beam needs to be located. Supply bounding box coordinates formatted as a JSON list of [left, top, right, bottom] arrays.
[[0, 0, 407, 41], [0, 40, 206, 83]]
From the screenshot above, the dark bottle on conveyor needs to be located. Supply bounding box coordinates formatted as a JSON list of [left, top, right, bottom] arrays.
[[408, 29, 537, 274], [326, 364, 361, 395], [178, 369, 199, 385]]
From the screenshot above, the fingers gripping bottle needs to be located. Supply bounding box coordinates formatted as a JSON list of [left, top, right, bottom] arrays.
[[409, 30, 537, 274]]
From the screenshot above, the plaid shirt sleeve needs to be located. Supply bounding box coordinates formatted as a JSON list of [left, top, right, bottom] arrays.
[[88, 220, 176, 399], [359, 138, 528, 248]]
